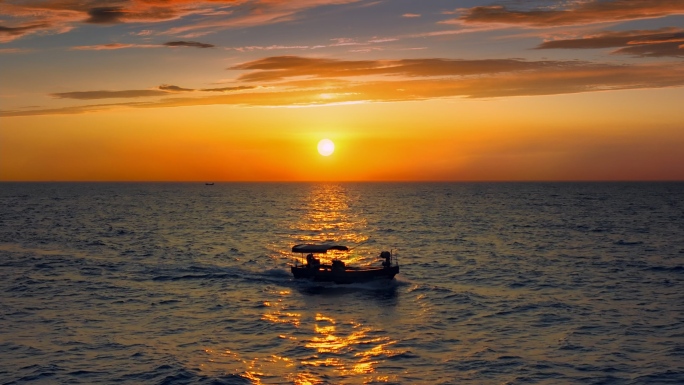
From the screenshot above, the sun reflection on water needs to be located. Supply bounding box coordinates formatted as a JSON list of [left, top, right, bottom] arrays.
[[253, 295, 402, 383], [297, 313, 401, 381], [261, 310, 301, 327], [290, 372, 321, 385], [291, 184, 368, 247], [306, 315, 367, 355], [204, 184, 403, 384], [261, 288, 300, 327]]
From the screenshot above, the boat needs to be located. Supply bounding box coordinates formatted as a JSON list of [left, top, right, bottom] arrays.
[[290, 243, 399, 284], [205, 182, 215, 185]]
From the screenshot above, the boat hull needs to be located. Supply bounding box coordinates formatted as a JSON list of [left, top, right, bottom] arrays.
[[291, 265, 399, 284]]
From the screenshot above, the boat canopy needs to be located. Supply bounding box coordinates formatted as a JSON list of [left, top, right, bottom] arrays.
[[292, 244, 349, 254]]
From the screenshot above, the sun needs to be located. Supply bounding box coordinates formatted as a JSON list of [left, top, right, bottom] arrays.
[[317, 139, 335, 156]]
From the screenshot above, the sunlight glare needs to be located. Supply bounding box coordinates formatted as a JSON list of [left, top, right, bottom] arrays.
[[317, 139, 335, 156]]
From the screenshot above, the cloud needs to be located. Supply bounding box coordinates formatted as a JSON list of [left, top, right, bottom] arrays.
[[84, 7, 127, 24], [0, 47, 32, 54], [0, 23, 50, 36], [228, 36, 400, 53], [144, 0, 363, 35], [0, 0, 363, 43], [71, 43, 149, 50], [6, 54, 684, 117], [228, 56, 580, 82], [133, 61, 684, 102], [224, 56, 684, 99], [48, 84, 255, 100], [163, 40, 215, 48], [230, 44, 326, 52], [158, 84, 195, 92], [51, 90, 169, 100], [536, 28, 684, 58], [402, 13, 420, 18], [201, 85, 257, 92], [613, 42, 684, 58], [70, 40, 215, 50], [44, 83, 257, 102], [449, 0, 684, 28], [0, 101, 152, 117], [158, 84, 257, 92], [80, 1, 217, 25], [536, 28, 684, 49], [0, 23, 53, 43]]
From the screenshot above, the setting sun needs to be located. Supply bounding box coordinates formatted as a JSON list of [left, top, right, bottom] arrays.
[[1, 1, 684, 182], [317, 139, 335, 157]]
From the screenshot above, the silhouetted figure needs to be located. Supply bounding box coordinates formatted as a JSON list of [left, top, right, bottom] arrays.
[[381, 251, 391, 268], [306, 253, 320, 269], [332, 259, 345, 273]]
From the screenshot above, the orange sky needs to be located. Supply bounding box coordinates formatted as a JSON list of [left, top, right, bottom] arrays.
[[1, 0, 684, 181]]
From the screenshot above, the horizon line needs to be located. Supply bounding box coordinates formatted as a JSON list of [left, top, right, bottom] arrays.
[[2, 180, 683, 183]]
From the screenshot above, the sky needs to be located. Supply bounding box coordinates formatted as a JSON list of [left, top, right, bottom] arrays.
[[1, 0, 683, 181]]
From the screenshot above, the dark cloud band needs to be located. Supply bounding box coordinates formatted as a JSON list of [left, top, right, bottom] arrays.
[[51, 90, 168, 100], [536, 29, 684, 58], [85, 7, 126, 24], [454, 0, 684, 27], [163, 41, 215, 48]]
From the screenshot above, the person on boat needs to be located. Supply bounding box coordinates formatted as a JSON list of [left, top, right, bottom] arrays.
[[306, 253, 321, 269], [332, 259, 345, 273], [381, 251, 391, 268]]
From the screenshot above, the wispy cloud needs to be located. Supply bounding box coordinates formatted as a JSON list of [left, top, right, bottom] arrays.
[[163, 40, 215, 48], [0, 47, 32, 54], [201, 85, 257, 92], [402, 13, 420, 18], [0, 101, 153, 117], [227, 36, 399, 53], [0, 23, 58, 43], [0, 0, 363, 43], [158, 84, 257, 92], [537, 28, 684, 49], [50, 89, 169, 100], [71, 43, 153, 50], [225, 56, 684, 98], [536, 28, 684, 58], [448, 0, 684, 28], [158, 85, 195, 92], [84, 7, 127, 24], [6, 54, 684, 117], [48, 83, 257, 100], [0, 23, 49, 37], [613, 42, 684, 58], [71, 40, 215, 50], [228, 56, 579, 82], [229, 44, 326, 52]]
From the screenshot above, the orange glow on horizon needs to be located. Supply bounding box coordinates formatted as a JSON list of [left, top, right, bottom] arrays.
[[2, 0, 684, 182], [1, 89, 683, 182]]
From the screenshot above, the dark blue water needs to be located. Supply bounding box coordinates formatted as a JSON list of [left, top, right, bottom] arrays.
[[1, 182, 683, 384]]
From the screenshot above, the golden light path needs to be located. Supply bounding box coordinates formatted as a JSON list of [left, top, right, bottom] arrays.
[[200, 184, 402, 383]]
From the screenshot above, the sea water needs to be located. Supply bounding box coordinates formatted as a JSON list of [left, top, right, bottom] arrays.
[[1, 182, 682, 384]]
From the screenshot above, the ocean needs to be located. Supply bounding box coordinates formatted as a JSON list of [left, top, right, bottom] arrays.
[[1, 182, 682, 384]]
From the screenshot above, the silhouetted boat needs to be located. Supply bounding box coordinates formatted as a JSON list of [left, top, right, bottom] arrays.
[[205, 182, 214, 185], [290, 244, 399, 284]]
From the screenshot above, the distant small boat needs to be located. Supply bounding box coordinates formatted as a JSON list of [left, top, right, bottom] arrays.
[[205, 182, 215, 185], [290, 244, 399, 284]]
